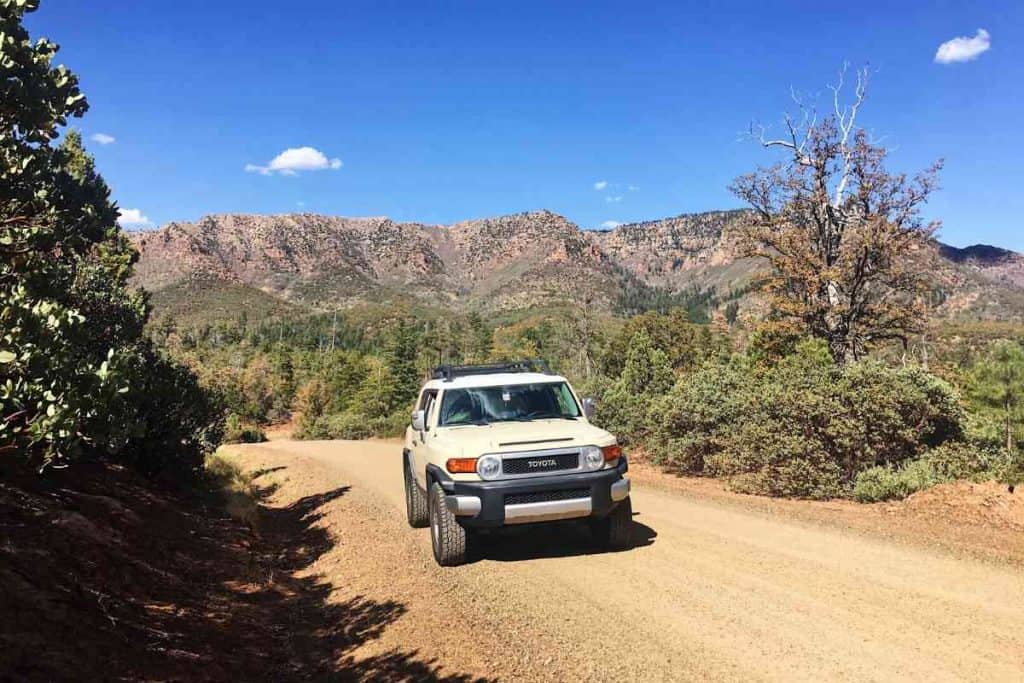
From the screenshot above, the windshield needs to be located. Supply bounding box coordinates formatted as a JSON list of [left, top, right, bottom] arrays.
[[438, 382, 581, 426]]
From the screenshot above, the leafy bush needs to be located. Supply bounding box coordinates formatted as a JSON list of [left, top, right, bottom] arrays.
[[593, 329, 676, 445], [299, 412, 373, 441], [223, 413, 267, 444], [652, 340, 966, 499], [852, 460, 940, 502], [649, 357, 750, 473], [111, 347, 225, 479], [297, 409, 407, 441], [852, 442, 1002, 502]]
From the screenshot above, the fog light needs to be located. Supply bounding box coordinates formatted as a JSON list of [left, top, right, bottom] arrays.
[[477, 455, 502, 480], [582, 446, 603, 471]]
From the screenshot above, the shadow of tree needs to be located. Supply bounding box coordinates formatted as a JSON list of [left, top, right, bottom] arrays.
[[249, 465, 288, 481], [222, 485, 493, 681], [0, 464, 491, 682]]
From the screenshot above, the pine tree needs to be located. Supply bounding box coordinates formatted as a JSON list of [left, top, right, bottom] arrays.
[[971, 341, 1024, 455], [385, 319, 420, 409]]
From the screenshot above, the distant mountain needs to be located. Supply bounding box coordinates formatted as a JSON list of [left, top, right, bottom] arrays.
[[938, 244, 1024, 289], [130, 210, 1024, 323]]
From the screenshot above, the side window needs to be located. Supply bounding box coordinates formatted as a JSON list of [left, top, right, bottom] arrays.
[[420, 390, 438, 429]]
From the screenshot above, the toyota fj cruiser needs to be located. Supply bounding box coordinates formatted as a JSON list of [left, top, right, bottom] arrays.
[[403, 360, 632, 566]]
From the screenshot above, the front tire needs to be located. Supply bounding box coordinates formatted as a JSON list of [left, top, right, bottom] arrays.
[[405, 462, 429, 528], [429, 482, 468, 566], [591, 496, 633, 550]]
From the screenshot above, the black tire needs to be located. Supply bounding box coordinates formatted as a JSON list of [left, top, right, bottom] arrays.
[[429, 482, 468, 566], [591, 496, 633, 551], [405, 460, 429, 528]]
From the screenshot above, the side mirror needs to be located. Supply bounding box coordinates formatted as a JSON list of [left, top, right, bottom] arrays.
[[411, 409, 426, 432], [581, 397, 596, 418]]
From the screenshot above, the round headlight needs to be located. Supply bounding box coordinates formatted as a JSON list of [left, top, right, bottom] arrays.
[[582, 446, 603, 471], [477, 455, 502, 480]]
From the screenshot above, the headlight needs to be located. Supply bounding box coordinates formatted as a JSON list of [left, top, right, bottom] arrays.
[[581, 446, 604, 471], [476, 455, 502, 480]]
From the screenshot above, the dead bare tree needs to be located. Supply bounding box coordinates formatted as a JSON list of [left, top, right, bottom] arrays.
[[731, 65, 942, 363]]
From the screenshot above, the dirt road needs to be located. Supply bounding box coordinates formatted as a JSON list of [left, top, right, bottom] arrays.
[[226, 439, 1024, 682]]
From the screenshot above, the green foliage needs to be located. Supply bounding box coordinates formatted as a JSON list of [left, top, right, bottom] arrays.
[[600, 309, 728, 377], [852, 459, 942, 503], [612, 266, 716, 323], [594, 329, 675, 445], [385, 319, 422, 409], [968, 340, 1024, 453], [224, 413, 267, 444], [652, 341, 965, 498], [0, 3, 221, 476], [852, 442, 1003, 502], [648, 356, 751, 473]]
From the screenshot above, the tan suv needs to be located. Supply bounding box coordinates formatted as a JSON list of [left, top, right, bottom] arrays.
[[403, 360, 632, 566]]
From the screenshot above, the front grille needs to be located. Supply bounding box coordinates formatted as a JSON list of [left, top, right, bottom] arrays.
[[502, 452, 579, 475], [504, 488, 589, 506]]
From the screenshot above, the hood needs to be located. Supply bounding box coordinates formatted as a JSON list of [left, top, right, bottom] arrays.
[[431, 419, 615, 459]]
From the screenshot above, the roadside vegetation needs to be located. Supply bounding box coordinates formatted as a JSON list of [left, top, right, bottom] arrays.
[[0, 0, 222, 479]]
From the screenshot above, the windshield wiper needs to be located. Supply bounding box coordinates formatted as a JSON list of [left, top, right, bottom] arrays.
[[443, 419, 490, 427], [502, 413, 578, 422]]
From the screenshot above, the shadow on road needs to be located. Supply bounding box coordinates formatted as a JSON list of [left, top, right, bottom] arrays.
[[0, 461, 491, 682], [470, 513, 657, 564], [237, 483, 493, 682]]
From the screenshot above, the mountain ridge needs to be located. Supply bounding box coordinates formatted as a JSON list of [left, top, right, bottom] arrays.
[[130, 209, 1024, 322]]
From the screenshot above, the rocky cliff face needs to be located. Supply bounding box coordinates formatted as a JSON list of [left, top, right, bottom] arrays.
[[131, 210, 627, 311], [130, 209, 1024, 319]]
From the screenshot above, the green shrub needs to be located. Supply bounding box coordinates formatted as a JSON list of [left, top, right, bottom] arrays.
[[923, 441, 1000, 481], [112, 348, 226, 479], [853, 459, 942, 502], [223, 413, 267, 444], [649, 357, 750, 472], [853, 441, 1004, 502], [594, 329, 676, 445], [653, 341, 966, 499]]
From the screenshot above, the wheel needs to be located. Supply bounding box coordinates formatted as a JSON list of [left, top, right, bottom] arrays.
[[591, 496, 633, 550], [429, 482, 468, 566], [405, 461, 429, 528]]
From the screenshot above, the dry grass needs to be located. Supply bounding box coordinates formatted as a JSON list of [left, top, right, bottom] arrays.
[[205, 451, 261, 527]]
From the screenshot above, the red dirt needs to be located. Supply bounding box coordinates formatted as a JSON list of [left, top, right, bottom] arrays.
[[628, 461, 1024, 566], [0, 462, 484, 682]]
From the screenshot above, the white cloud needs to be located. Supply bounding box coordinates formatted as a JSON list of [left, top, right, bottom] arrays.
[[935, 28, 991, 64], [593, 180, 608, 191], [246, 146, 343, 175], [117, 208, 150, 227], [90, 133, 115, 145], [628, 185, 639, 191], [600, 220, 621, 229], [605, 195, 623, 203]]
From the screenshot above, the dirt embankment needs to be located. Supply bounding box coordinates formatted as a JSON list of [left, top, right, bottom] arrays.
[[0, 461, 484, 681]]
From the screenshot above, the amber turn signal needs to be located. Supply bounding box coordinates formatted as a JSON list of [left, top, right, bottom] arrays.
[[446, 457, 478, 474], [601, 445, 622, 462]]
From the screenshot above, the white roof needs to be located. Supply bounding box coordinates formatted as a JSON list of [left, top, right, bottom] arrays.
[[424, 372, 568, 390]]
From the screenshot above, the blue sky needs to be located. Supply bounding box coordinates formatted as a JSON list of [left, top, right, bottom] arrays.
[[28, 0, 1024, 250]]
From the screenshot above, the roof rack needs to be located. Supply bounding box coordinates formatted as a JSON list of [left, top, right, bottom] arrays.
[[430, 359, 552, 382]]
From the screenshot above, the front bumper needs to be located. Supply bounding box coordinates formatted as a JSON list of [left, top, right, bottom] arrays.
[[441, 456, 629, 528]]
